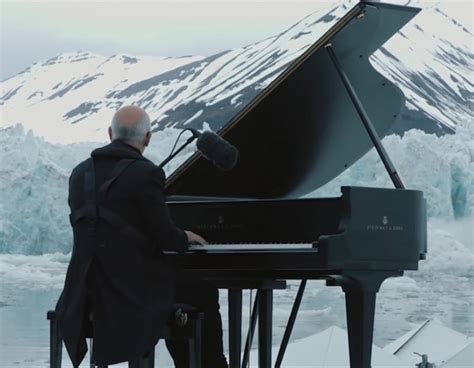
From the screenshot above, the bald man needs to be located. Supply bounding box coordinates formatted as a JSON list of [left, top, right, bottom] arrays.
[[56, 106, 228, 367]]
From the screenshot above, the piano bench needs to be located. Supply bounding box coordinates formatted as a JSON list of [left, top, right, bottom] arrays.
[[47, 305, 204, 368]]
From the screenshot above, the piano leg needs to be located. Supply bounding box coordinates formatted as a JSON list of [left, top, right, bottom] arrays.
[[344, 289, 376, 368], [228, 289, 242, 368], [328, 271, 401, 368], [258, 289, 273, 368]]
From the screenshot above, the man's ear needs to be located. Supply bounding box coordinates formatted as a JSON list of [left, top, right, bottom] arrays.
[[108, 126, 113, 141], [144, 131, 151, 147]]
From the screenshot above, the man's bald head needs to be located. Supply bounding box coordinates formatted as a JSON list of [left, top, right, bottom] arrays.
[[110, 105, 151, 151]]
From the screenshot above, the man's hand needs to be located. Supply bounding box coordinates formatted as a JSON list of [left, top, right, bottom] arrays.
[[185, 231, 208, 246]]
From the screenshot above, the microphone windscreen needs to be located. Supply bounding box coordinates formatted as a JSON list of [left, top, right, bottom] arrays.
[[196, 131, 239, 171]]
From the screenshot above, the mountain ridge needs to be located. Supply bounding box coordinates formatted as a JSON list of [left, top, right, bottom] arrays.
[[1, 1, 472, 143]]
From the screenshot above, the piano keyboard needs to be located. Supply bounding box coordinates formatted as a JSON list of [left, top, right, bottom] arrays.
[[188, 243, 314, 251]]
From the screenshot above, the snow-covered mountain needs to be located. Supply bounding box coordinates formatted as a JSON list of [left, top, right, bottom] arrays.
[[0, 53, 204, 142], [1, 1, 472, 143]]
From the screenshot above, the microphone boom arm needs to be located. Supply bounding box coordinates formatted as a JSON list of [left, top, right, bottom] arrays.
[[158, 130, 197, 169]]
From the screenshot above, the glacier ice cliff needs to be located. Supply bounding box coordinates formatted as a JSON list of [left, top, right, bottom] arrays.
[[0, 122, 472, 255]]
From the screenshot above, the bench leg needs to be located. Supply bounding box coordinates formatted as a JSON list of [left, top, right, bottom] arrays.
[[188, 319, 202, 368], [89, 338, 95, 368], [50, 316, 62, 368]]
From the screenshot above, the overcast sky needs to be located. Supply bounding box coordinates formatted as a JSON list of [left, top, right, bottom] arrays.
[[0, 0, 333, 80], [1, 0, 472, 81]]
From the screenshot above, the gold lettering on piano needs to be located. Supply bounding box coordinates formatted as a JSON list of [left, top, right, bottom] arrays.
[[366, 215, 404, 231], [366, 225, 404, 231]]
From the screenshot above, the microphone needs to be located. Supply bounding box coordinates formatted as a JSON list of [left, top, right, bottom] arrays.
[[189, 129, 239, 171]]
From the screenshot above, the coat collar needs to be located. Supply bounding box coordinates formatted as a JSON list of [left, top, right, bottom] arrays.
[[91, 139, 147, 161]]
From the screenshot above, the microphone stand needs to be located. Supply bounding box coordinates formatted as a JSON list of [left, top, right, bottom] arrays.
[[158, 129, 199, 169]]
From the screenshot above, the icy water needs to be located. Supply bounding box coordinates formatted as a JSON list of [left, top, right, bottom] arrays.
[[1, 221, 473, 367]]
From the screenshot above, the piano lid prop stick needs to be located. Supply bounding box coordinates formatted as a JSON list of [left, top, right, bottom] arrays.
[[275, 279, 307, 368], [276, 44, 407, 367], [325, 43, 405, 190], [242, 291, 259, 368]]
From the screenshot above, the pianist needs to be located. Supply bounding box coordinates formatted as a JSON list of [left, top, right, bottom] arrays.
[[55, 105, 228, 368]]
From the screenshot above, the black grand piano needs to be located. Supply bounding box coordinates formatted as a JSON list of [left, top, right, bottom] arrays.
[[164, 2, 427, 368]]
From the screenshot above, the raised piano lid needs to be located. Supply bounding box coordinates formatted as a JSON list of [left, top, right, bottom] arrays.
[[165, 2, 420, 200]]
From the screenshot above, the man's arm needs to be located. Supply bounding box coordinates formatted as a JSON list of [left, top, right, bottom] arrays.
[[139, 166, 189, 253]]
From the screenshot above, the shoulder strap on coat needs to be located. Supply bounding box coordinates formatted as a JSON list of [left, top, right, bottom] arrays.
[[69, 158, 148, 244], [70, 158, 135, 222], [97, 159, 136, 201]]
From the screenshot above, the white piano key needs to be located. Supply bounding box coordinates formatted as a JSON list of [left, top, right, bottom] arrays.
[[188, 243, 314, 251]]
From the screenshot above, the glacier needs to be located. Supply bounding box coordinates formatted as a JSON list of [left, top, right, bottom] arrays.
[[314, 121, 474, 219], [0, 120, 472, 255]]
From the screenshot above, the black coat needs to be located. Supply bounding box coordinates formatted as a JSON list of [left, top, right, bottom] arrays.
[[55, 140, 188, 366]]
